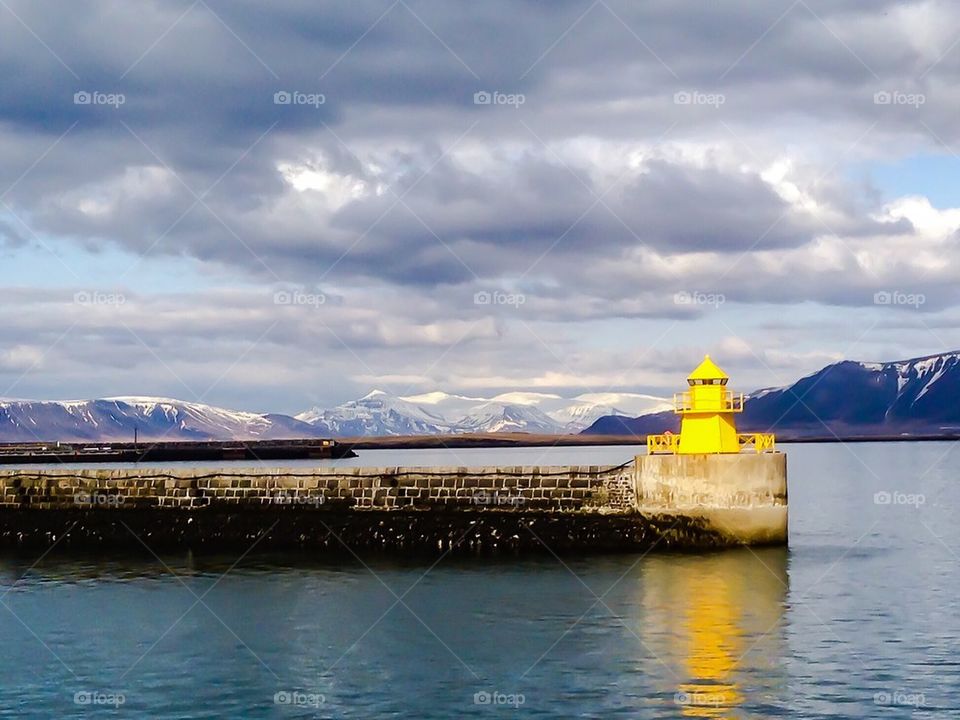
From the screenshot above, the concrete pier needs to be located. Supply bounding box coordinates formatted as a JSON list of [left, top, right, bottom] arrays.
[[635, 453, 788, 545], [0, 454, 787, 553]]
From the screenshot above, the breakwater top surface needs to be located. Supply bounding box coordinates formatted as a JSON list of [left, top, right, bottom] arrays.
[[6, 443, 650, 470], [0, 438, 355, 465]]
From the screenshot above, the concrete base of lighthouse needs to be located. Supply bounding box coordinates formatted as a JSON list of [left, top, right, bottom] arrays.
[[633, 453, 788, 546]]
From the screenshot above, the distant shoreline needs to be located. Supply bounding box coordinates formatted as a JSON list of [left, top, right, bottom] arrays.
[[343, 433, 641, 449], [343, 432, 960, 450], [0, 433, 955, 466], [0, 439, 356, 465]]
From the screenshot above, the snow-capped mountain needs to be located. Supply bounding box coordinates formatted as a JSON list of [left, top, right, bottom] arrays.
[[545, 393, 673, 432], [739, 352, 960, 434], [398, 391, 490, 422], [454, 402, 561, 434], [0, 397, 325, 442], [296, 389, 672, 436], [583, 351, 960, 438], [296, 390, 454, 436]]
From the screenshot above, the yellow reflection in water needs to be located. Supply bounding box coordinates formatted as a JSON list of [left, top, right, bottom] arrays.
[[643, 547, 788, 719], [676, 570, 741, 717]]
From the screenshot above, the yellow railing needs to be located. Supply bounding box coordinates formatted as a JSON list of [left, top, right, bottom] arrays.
[[674, 390, 744, 413], [647, 433, 680, 454], [737, 433, 776, 453], [646, 432, 776, 454]]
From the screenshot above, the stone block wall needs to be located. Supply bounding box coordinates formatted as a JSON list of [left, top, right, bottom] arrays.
[[0, 463, 637, 513]]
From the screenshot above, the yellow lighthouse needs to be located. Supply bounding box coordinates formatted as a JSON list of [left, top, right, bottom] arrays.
[[648, 355, 774, 455]]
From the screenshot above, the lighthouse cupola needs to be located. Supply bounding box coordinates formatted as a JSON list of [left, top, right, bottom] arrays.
[[647, 355, 775, 455]]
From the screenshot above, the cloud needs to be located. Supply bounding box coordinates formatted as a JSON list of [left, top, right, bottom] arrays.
[[0, 0, 958, 408], [0, 344, 44, 374]]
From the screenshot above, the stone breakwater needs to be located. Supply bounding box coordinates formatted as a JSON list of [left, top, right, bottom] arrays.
[[0, 454, 786, 553]]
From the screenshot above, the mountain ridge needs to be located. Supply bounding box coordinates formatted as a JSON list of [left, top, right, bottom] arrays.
[[0, 389, 671, 442], [295, 390, 672, 436], [0, 397, 326, 443], [582, 350, 960, 438]]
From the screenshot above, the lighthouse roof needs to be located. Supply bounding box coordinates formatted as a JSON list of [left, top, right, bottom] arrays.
[[687, 354, 729, 381]]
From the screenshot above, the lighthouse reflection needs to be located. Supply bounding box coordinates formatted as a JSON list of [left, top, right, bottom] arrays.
[[642, 547, 788, 718]]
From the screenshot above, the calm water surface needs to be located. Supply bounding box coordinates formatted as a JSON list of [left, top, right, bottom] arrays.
[[1, 442, 957, 718]]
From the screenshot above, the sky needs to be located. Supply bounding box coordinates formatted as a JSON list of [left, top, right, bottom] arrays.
[[1, 0, 959, 414]]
